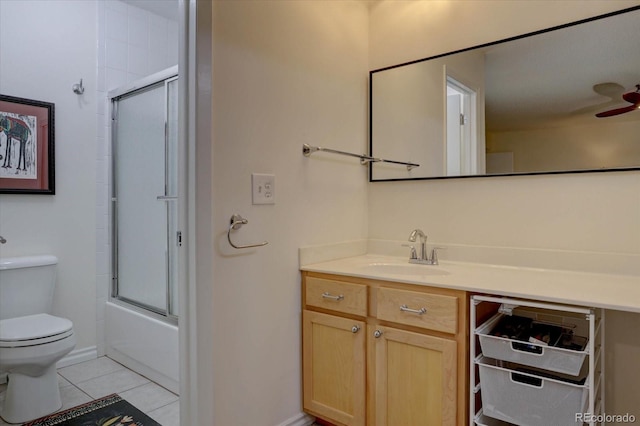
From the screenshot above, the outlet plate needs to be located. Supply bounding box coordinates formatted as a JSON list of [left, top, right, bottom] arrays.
[[252, 173, 275, 205]]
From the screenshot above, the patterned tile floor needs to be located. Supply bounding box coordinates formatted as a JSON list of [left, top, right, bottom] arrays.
[[0, 357, 178, 426]]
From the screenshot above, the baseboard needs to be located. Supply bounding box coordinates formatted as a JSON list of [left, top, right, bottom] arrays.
[[57, 345, 98, 369], [274, 412, 316, 426]]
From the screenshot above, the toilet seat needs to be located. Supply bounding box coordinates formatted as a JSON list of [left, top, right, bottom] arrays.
[[0, 314, 74, 348]]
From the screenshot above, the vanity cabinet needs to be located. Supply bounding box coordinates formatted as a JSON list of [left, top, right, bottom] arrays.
[[302, 272, 468, 426], [368, 324, 457, 425], [303, 310, 366, 426]]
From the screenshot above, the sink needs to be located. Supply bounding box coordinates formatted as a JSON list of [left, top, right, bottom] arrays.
[[357, 262, 450, 277]]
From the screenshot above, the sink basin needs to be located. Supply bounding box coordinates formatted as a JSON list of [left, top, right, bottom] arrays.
[[357, 262, 450, 277]]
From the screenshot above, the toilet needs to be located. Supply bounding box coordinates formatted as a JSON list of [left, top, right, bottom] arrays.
[[0, 255, 76, 424]]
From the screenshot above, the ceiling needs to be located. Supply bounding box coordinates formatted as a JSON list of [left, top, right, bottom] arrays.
[[484, 8, 640, 131], [121, 0, 178, 21]]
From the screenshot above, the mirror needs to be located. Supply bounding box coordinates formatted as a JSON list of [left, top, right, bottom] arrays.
[[370, 7, 640, 181]]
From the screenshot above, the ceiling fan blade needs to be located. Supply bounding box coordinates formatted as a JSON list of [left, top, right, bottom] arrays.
[[595, 104, 639, 118], [622, 91, 640, 104], [593, 82, 625, 98]]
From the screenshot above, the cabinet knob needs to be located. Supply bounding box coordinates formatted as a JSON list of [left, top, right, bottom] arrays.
[[351, 325, 360, 333], [373, 329, 383, 338]]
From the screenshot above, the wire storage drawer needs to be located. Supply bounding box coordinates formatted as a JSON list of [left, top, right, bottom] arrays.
[[477, 356, 589, 426], [476, 307, 589, 376]]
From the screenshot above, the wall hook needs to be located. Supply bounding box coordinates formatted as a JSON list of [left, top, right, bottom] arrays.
[[72, 78, 85, 95]]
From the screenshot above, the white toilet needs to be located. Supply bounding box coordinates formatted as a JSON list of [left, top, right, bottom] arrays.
[[0, 255, 76, 424]]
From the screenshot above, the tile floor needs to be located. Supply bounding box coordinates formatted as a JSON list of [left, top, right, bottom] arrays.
[[0, 356, 179, 426]]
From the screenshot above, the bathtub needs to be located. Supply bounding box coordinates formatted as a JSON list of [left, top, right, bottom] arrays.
[[105, 301, 179, 394]]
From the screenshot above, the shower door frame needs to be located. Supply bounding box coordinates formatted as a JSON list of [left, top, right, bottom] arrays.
[[109, 66, 180, 324]]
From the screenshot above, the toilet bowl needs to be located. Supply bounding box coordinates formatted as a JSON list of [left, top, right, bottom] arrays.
[[0, 314, 76, 423], [0, 256, 76, 424]]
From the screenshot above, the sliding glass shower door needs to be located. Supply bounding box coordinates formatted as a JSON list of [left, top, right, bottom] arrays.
[[111, 70, 179, 320]]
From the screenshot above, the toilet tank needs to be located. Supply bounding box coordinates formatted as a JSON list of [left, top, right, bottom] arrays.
[[0, 255, 58, 320]]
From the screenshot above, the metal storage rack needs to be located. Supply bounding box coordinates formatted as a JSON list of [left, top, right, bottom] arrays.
[[470, 295, 605, 426]]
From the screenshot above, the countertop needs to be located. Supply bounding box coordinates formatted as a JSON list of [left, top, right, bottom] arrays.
[[301, 254, 640, 313]]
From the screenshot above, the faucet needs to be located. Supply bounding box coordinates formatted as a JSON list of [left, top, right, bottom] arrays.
[[0, 235, 6, 244], [407, 229, 439, 265], [408, 229, 427, 261]]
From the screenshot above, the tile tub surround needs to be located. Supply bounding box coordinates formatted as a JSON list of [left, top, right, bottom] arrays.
[[0, 357, 178, 426]]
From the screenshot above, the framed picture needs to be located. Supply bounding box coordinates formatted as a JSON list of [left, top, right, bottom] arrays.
[[0, 94, 55, 194]]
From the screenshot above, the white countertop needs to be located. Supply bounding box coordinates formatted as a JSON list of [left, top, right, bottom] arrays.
[[301, 254, 640, 313]]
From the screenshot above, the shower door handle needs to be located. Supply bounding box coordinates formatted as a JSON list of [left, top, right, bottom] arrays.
[[157, 195, 177, 201]]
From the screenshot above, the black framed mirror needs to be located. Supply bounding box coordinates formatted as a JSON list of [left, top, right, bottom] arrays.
[[369, 6, 640, 181]]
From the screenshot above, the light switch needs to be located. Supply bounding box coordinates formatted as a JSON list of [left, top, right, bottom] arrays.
[[252, 173, 275, 205]]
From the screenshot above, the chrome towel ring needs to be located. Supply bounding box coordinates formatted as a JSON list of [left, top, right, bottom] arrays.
[[227, 214, 268, 249]]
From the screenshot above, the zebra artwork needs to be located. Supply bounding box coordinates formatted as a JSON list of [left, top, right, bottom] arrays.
[[0, 112, 37, 179]]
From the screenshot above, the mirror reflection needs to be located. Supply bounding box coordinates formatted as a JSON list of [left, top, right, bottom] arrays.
[[370, 7, 640, 181]]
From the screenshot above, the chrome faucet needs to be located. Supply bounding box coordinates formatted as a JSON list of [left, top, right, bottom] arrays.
[[407, 229, 439, 265], [408, 229, 427, 261]]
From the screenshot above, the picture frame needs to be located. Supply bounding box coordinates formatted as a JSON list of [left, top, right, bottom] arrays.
[[0, 94, 55, 194]]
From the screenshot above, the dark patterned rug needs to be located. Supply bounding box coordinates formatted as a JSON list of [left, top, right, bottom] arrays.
[[22, 394, 161, 426]]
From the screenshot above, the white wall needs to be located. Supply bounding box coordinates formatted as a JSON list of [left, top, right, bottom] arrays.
[[368, 0, 640, 418], [209, 1, 369, 424], [0, 1, 97, 351], [0, 0, 179, 363]]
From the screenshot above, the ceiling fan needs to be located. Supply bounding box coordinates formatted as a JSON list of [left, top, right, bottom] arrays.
[[595, 84, 640, 118]]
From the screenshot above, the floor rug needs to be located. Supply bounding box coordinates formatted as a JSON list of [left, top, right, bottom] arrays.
[[22, 394, 162, 426]]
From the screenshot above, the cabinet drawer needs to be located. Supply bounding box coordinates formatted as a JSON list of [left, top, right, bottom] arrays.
[[377, 287, 458, 333], [305, 277, 367, 317]]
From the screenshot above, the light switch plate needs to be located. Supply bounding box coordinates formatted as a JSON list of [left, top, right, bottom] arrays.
[[252, 173, 275, 205]]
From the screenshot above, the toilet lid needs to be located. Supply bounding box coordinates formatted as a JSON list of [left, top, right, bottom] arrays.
[[0, 314, 73, 347]]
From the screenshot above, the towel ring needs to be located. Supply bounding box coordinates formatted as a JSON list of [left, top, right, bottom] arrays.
[[227, 214, 268, 249]]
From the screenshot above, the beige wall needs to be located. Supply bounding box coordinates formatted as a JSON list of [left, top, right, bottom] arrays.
[[368, 0, 640, 419], [210, 1, 369, 424], [371, 48, 485, 179], [372, 59, 446, 178], [487, 120, 640, 173]]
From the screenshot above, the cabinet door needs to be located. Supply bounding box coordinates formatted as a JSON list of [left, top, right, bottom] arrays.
[[370, 325, 457, 426], [303, 310, 366, 426]]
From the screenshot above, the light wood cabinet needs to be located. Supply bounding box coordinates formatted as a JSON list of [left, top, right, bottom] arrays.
[[370, 325, 457, 425], [302, 310, 366, 426], [302, 272, 468, 426]]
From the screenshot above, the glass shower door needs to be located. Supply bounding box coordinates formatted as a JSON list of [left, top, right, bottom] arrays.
[[112, 75, 179, 319]]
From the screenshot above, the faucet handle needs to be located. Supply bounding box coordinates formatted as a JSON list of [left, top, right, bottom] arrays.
[[429, 247, 445, 265], [401, 244, 418, 260]]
